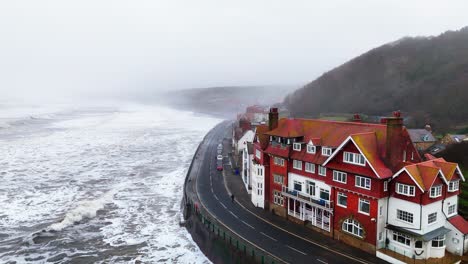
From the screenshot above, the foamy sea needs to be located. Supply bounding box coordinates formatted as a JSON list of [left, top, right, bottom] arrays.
[[0, 102, 219, 263]]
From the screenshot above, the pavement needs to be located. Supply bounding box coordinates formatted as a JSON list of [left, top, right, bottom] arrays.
[[191, 121, 389, 264]]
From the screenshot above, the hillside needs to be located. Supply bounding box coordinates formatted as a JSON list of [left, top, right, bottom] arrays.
[[161, 86, 295, 118], [284, 27, 468, 131]]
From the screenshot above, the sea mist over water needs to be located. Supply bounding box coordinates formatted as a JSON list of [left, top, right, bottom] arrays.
[[0, 102, 218, 263]]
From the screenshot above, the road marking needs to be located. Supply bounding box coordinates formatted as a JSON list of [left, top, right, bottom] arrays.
[[241, 220, 255, 229], [229, 211, 239, 219], [219, 202, 227, 209], [260, 232, 277, 242], [287, 245, 307, 256], [213, 194, 219, 200], [316, 259, 327, 264]]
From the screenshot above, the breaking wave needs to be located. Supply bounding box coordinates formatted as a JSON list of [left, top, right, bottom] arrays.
[[48, 189, 118, 232]]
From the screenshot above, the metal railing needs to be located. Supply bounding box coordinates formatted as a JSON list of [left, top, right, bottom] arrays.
[[281, 185, 333, 209]]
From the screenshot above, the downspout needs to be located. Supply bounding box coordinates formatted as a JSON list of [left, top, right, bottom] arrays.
[[332, 186, 335, 240], [419, 192, 423, 231]]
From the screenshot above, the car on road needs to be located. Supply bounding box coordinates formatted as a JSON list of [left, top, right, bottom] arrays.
[[217, 149, 222, 154], [217, 144, 222, 150], [216, 161, 223, 171], [217, 155, 223, 161]]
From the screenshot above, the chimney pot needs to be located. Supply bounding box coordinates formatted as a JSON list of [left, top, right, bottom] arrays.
[[353, 114, 361, 122]]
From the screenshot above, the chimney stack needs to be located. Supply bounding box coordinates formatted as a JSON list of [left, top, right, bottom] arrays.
[[425, 124, 432, 132], [353, 114, 361, 122], [268, 108, 279, 131], [386, 111, 404, 170]]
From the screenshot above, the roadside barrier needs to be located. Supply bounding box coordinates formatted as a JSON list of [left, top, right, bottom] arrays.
[[188, 199, 286, 264]]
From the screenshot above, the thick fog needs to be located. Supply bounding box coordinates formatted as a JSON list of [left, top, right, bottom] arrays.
[[0, 0, 467, 102]]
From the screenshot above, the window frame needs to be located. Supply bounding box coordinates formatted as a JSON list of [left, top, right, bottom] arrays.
[[318, 166, 327, 176], [428, 212, 437, 225], [306, 181, 315, 196], [293, 143, 301, 151], [449, 180, 460, 192], [448, 204, 457, 216], [333, 170, 347, 184], [342, 219, 364, 238], [396, 183, 416, 197], [343, 151, 366, 166], [393, 231, 411, 246], [255, 149, 261, 159], [431, 235, 445, 248], [293, 180, 303, 192], [321, 147, 332, 156], [337, 192, 347, 208], [274, 157, 285, 166], [273, 174, 284, 185], [307, 144, 316, 154], [305, 162, 315, 173], [355, 175, 371, 190], [397, 209, 414, 223], [358, 198, 370, 215], [429, 185, 442, 198], [273, 190, 284, 206], [293, 160, 303, 170]]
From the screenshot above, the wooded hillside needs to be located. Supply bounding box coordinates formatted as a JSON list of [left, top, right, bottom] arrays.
[[285, 27, 468, 131]]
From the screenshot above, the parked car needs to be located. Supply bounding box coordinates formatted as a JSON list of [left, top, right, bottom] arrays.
[[217, 144, 222, 150], [217, 149, 222, 154], [217, 155, 223, 160]]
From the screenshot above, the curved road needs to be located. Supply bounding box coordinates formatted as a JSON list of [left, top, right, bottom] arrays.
[[196, 122, 384, 264]]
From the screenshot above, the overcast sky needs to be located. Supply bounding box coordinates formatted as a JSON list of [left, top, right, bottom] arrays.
[[0, 0, 467, 102]]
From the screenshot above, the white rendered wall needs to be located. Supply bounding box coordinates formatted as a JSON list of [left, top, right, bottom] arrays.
[[287, 172, 330, 200], [251, 163, 265, 208]]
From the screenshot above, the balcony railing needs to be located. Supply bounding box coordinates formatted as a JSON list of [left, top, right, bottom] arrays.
[[281, 185, 333, 210]]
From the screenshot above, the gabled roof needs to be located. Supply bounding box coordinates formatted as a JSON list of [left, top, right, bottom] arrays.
[[449, 215, 468, 234], [323, 132, 392, 178], [394, 157, 464, 192]]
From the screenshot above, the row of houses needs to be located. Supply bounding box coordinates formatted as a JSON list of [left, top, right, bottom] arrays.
[[232, 107, 468, 262]]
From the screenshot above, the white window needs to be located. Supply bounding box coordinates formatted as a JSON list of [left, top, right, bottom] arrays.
[[359, 198, 370, 215], [293, 181, 302, 192], [305, 162, 315, 173], [274, 157, 285, 166], [403, 150, 406, 162], [306, 181, 315, 196], [322, 147, 332, 156], [393, 231, 411, 246], [307, 145, 316, 154], [449, 180, 460, 192], [320, 189, 330, 201], [432, 235, 445, 248], [293, 143, 301, 151], [255, 149, 261, 159], [273, 190, 284, 205], [293, 160, 302, 170], [343, 152, 366, 166], [397, 209, 414, 223], [448, 204, 457, 216], [355, 176, 371, 190], [337, 192, 347, 208], [379, 206, 383, 216], [342, 219, 363, 238], [273, 174, 284, 184], [415, 240, 423, 248], [333, 171, 347, 183], [428, 212, 437, 224], [318, 166, 327, 176], [396, 183, 415, 197], [430, 185, 442, 198], [384, 181, 388, 191]]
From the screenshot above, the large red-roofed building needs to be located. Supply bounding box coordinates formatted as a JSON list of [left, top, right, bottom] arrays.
[[252, 108, 467, 261]]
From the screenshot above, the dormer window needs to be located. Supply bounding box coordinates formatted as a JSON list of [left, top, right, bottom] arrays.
[[293, 143, 301, 151], [322, 147, 332, 156], [449, 180, 460, 192], [307, 145, 316, 154], [287, 138, 291, 144], [429, 185, 442, 198], [343, 152, 366, 166]]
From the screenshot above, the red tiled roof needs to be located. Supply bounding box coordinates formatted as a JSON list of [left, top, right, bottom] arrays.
[[351, 133, 393, 178], [265, 118, 388, 151], [255, 125, 270, 150], [404, 164, 440, 191], [449, 215, 468, 234], [264, 144, 290, 158]]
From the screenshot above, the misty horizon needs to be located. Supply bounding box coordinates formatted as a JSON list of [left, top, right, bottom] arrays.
[[1, 1, 468, 103]]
